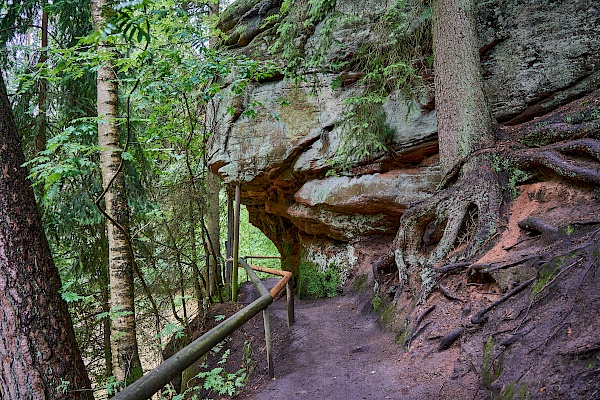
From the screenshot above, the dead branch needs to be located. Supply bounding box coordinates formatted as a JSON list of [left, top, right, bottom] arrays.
[[438, 328, 465, 352], [439, 282, 463, 302], [518, 217, 558, 238], [471, 278, 535, 325]]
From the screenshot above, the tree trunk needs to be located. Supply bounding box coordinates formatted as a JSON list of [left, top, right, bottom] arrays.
[[35, 5, 48, 154], [0, 71, 93, 399], [433, 0, 495, 173], [99, 245, 114, 377], [91, 0, 143, 385], [206, 169, 222, 296], [206, 0, 222, 296], [388, 0, 503, 302]]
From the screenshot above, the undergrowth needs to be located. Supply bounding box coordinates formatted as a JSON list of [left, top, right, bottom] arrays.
[[161, 340, 252, 399], [297, 260, 341, 299]]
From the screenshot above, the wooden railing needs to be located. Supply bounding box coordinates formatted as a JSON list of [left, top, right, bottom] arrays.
[[112, 257, 293, 400]]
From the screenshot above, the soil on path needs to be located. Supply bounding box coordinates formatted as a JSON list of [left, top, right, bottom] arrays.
[[234, 281, 473, 400]]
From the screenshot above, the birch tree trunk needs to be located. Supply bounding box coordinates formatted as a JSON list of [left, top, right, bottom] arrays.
[[0, 70, 93, 400], [91, 0, 143, 385]]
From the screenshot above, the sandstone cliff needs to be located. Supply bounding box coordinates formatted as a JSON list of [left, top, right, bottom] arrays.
[[208, 0, 600, 276]]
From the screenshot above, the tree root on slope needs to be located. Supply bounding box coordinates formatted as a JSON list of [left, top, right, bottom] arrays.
[[392, 154, 504, 302], [386, 136, 600, 304]]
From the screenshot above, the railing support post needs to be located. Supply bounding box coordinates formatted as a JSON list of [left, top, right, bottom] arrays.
[[286, 279, 294, 327], [232, 184, 241, 301], [225, 186, 234, 296], [263, 308, 274, 379]]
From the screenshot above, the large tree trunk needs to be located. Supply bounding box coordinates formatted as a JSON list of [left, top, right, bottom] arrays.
[[433, 0, 495, 173], [388, 0, 502, 302], [0, 71, 93, 399], [91, 0, 143, 385]]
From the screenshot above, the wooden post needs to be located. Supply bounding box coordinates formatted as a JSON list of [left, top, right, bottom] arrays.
[[225, 186, 233, 297], [232, 184, 241, 301], [286, 279, 295, 327], [263, 308, 274, 379]]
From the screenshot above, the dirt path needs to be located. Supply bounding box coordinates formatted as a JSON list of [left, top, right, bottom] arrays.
[[251, 295, 401, 400], [233, 279, 477, 400]]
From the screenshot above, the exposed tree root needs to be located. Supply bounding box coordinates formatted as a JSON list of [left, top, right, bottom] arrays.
[[437, 328, 464, 352], [517, 217, 558, 238], [386, 134, 600, 304], [438, 282, 463, 302], [392, 155, 503, 301], [512, 139, 600, 184], [471, 278, 535, 325]]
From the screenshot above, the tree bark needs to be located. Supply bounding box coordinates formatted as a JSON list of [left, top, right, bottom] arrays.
[[91, 0, 143, 385], [206, 169, 222, 296], [35, 5, 48, 154], [0, 71, 93, 399], [388, 0, 502, 302], [433, 0, 495, 173], [206, 0, 222, 297]]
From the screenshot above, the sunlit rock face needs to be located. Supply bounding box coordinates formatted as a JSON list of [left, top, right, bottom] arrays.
[[208, 0, 600, 270]]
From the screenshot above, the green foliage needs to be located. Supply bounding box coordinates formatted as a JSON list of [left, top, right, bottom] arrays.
[[372, 293, 382, 312], [237, 205, 280, 270], [8, 0, 283, 390], [60, 277, 95, 304], [492, 155, 531, 198], [267, 0, 431, 172], [157, 322, 185, 339], [166, 346, 249, 399], [328, 94, 396, 172], [267, 0, 336, 80], [56, 379, 70, 394], [97, 305, 134, 321], [327, 0, 430, 172], [482, 337, 504, 389], [297, 261, 341, 299], [196, 362, 247, 396], [25, 122, 98, 197], [86, 0, 153, 45], [103, 376, 124, 396]]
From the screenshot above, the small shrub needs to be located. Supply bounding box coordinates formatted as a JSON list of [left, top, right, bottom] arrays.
[[372, 293, 382, 311], [297, 261, 341, 299]]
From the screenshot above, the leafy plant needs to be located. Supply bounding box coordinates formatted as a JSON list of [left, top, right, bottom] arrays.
[[268, 0, 432, 172], [196, 349, 248, 397], [157, 322, 185, 340], [297, 261, 341, 299]]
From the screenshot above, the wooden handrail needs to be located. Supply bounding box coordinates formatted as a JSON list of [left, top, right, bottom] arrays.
[[245, 255, 281, 260], [249, 264, 292, 298], [111, 294, 272, 400], [111, 257, 294, 400]]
